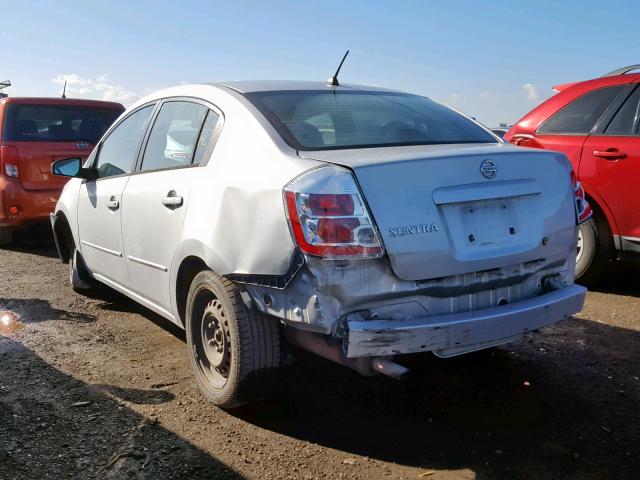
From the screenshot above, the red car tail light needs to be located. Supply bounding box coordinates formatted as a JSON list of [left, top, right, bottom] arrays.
[[0, 145, 19, 178], [571, 170, 592, 224], [284, 166, 384, 259]]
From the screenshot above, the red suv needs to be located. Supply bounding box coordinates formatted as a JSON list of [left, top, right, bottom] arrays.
[[0, 96, 124, 245], [505, 65, 640, 284]]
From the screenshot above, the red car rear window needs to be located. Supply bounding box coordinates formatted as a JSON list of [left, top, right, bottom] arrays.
[[2, 103, 123, 144]]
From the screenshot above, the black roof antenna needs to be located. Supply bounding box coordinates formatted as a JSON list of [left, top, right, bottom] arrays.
[[61, 80, 67, 99], [327, 50, 350, 87]]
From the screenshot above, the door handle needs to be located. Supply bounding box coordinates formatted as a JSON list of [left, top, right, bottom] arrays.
[[107, 196, 119, 210], [593, 149, 627, 160], [162, 191, 183, 208]]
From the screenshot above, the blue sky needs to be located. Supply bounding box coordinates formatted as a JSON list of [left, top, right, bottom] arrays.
[[2, 0, 639, 125]]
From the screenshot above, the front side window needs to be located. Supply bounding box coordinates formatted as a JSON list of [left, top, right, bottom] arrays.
[[95, 105, 154, 179], [538, 85, 625, 135], [140, 101, 208, 171], [604, 86, 640, 135], [245, 90, 496, 150], [2, 103, 123, 144]]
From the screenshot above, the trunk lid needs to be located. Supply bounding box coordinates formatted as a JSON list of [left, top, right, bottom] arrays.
[[301, 144, 576, 281]]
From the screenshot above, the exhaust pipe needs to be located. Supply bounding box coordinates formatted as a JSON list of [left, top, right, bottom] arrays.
[[285, 328, 410, 380], [370, 357, 410, 381]]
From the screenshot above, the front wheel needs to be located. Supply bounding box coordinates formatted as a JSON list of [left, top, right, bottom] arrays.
[[185, 270, 280, 409], [69, 244, 99, 293]]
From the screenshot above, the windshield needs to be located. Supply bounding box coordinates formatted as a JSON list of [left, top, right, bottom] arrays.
[[245, 90, 496, 150], [2, 103, 124, 144]]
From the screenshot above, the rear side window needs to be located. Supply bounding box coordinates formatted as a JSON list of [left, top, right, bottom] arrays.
[[245, 90, 496, 150], [193, 110, 220, 165], [604, 86, 640, 135], [2, 103, 123, 144], [538, 85, 625, 135], [140, 101, 209, 171]]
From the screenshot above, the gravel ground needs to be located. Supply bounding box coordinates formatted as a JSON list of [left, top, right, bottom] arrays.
[[1, 229, 639, 479]]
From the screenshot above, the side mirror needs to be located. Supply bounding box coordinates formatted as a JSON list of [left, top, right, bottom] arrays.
[[52, 157, 97, 180]]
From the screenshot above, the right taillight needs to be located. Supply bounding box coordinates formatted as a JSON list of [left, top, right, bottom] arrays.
[[571, 170, 592, 224], [284, 166, 384, 259], [0, 145, 19, 178]]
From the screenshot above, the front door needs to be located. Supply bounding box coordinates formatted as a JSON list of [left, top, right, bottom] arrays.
[[77, 104, 155, 288], [581, 83, 640, 246], [121, 100, 219, 316]]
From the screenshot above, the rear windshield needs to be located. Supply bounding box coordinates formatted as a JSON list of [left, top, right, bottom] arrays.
[[245, 90, 496, 150], [2, 103, 124, 144]]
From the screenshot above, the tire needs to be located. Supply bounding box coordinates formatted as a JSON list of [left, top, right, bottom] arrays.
[[575, 214, 612, 286], [69, 244, 98, 293], [185, 270, 280, 409], [0, 227, 13, 247]]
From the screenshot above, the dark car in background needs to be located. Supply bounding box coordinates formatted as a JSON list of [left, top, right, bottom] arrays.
[[0, 97, 124, 245], [505, 65, 640, 284]]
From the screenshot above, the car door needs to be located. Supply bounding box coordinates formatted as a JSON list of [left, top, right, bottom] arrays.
[[581, 83, 640, 249], [120, 99, 221, 317], [77, 104, 156, 288], [532, 84, 628, 169]]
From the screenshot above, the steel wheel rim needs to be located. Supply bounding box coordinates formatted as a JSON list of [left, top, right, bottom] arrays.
[[576, 228, 584, 264], [195, 293, 231, 389]]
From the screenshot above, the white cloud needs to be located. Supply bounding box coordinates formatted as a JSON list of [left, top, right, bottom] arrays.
[[52, 74, 139, 105], [480, 91, 491, 100], [522, 83, 539, 101]]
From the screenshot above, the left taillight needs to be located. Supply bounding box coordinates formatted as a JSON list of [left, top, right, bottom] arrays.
[[0, 145, 19, 178], [571, 170, 592, 224], [284, 166, 384, 259]]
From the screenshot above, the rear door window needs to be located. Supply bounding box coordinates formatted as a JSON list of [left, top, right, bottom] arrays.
[[538, 85, 625, 135], [603, 86, 640, 135], [140, 101, 209, 172], [2, 104, 123, 143]]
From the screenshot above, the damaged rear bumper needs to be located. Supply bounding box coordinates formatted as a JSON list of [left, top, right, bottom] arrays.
[[342, 284, 586, 358]]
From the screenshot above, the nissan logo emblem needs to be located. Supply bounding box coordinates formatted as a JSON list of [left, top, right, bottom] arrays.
[[480, 159, 497, 179]]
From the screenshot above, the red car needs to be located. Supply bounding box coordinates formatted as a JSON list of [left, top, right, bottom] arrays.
[[505, 65, 640, 284], [0, 96, 124, 245]]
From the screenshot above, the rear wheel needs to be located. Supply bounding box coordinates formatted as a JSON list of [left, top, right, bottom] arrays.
[[575, 214, 612, 286], [185, 270, 280, 409], [0, 227, 14, 247]]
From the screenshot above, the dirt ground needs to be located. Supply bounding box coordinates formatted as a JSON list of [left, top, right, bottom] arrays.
[[1, 229, 639, 480]]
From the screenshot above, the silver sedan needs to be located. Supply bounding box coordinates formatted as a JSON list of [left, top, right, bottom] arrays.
[[50, 80, 588, 408]]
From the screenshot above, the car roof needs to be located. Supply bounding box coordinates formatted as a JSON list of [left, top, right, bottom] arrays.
[[211, 80, 403, 94], [0, 97, 124, 108], [556, 72, 640, 93]]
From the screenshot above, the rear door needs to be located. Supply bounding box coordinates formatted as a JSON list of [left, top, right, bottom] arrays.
[[581, 83, 640, 247], [531, 84, 629, 169], [1, 102, 123, 190], [77, 104, 155, 288], [120, 99, 221, 315]]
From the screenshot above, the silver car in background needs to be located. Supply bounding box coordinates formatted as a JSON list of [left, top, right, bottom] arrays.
[[50, 81, 589, 408]]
